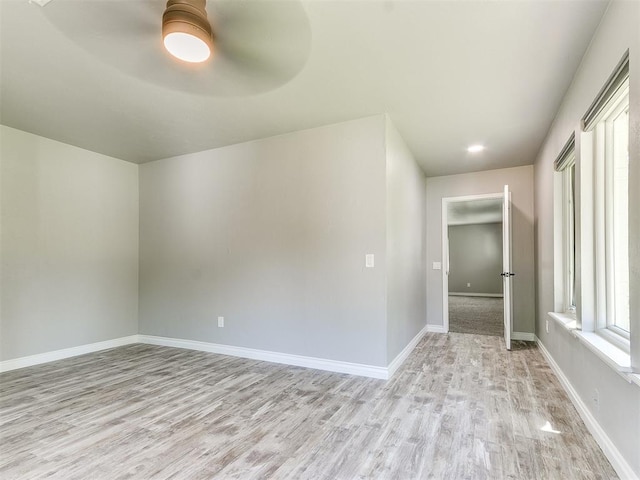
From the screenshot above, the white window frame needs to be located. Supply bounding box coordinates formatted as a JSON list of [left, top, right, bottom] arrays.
[[581, 75, 631, 353], [592, 83, 630, 349], [563, 160, 577, 315], [552, 136, 577, 320]]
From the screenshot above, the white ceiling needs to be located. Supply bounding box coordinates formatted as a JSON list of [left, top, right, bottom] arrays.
[[0, 0, 608, 176]]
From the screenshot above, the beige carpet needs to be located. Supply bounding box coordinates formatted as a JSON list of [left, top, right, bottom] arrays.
[[449, 295, 504, 336]]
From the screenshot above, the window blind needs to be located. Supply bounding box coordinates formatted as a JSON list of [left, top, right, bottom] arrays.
[[554, 132, 575, 172], [582, 50, 629, 131]]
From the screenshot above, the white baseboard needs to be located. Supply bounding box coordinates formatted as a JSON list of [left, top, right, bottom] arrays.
[[535, 337, 638, 480], [387, 326, 427, 379], [426, 324, 447, 333], [0, 332, 422, 381], [0, 335, 140, 373], [449, 292, 504, 298], [427, 325, 447, 333], [512, 332, 535, 341], [138, 335, 389, 380]]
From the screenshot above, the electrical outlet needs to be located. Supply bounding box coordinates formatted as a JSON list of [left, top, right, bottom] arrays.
[[467, 283, 471, 288], [546, 319, 549, 334], [217, 316, 224, 328]]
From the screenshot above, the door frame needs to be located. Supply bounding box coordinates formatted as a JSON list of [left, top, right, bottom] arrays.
[[502, 185, 513, 350], [441, 192, 505, 333]]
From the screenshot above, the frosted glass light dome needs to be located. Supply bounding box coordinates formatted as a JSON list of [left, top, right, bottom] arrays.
[[164, 31, 210, 63]]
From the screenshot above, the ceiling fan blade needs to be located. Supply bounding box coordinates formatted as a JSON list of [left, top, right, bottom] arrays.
[[38, 0, 311, 97], [212, 1, 311, 81]]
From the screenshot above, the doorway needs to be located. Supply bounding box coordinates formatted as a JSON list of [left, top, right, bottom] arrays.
[[442, 190, 513, 348]]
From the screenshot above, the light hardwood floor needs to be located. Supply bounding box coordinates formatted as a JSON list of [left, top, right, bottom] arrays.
[[0, 333, 617, 479]]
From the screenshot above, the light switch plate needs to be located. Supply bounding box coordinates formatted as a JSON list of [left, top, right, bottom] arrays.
[[365, 254, 374, 268], [432, 262, 441, 270]]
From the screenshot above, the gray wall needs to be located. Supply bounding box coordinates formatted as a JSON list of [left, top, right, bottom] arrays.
[[0, 126, 139, 361], [2, 115, 428, 369], [448, 222, 502, 295], [139, 116, 390, 367], [425, 165, 535, 334], [534, 0, 640, 475], [385, 116, 426, 361]]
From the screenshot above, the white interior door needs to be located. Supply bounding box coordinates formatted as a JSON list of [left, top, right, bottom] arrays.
[[502, 185, 513, 350]]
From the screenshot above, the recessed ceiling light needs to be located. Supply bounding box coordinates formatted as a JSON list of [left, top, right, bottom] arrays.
[[467, 144, 485, 153]]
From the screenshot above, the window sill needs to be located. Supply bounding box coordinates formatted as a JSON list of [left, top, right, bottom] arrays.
[[572, 331, 631, 373], [546, 312, 636, 386], [548, 311, 577, 330]]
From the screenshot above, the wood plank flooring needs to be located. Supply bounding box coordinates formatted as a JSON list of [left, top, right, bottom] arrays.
[[0, 333, 617, 479]]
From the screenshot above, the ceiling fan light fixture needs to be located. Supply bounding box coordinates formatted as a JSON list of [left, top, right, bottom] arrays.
[[162, 0, 213, 63], [164, 31, 211, 63]]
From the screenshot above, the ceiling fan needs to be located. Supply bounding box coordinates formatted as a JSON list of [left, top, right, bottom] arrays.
[[35, 0, 311, 96]]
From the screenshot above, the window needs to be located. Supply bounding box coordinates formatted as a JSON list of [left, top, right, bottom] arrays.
[[551, 51, 633, 372], [592, 80, 630, 338], [580, 51, 630, 351], [564, 160, 576, 313], [554, 135, 576, 314]]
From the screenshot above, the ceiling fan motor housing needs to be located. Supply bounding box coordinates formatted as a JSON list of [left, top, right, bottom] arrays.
[[162, 0, 214, 49]]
